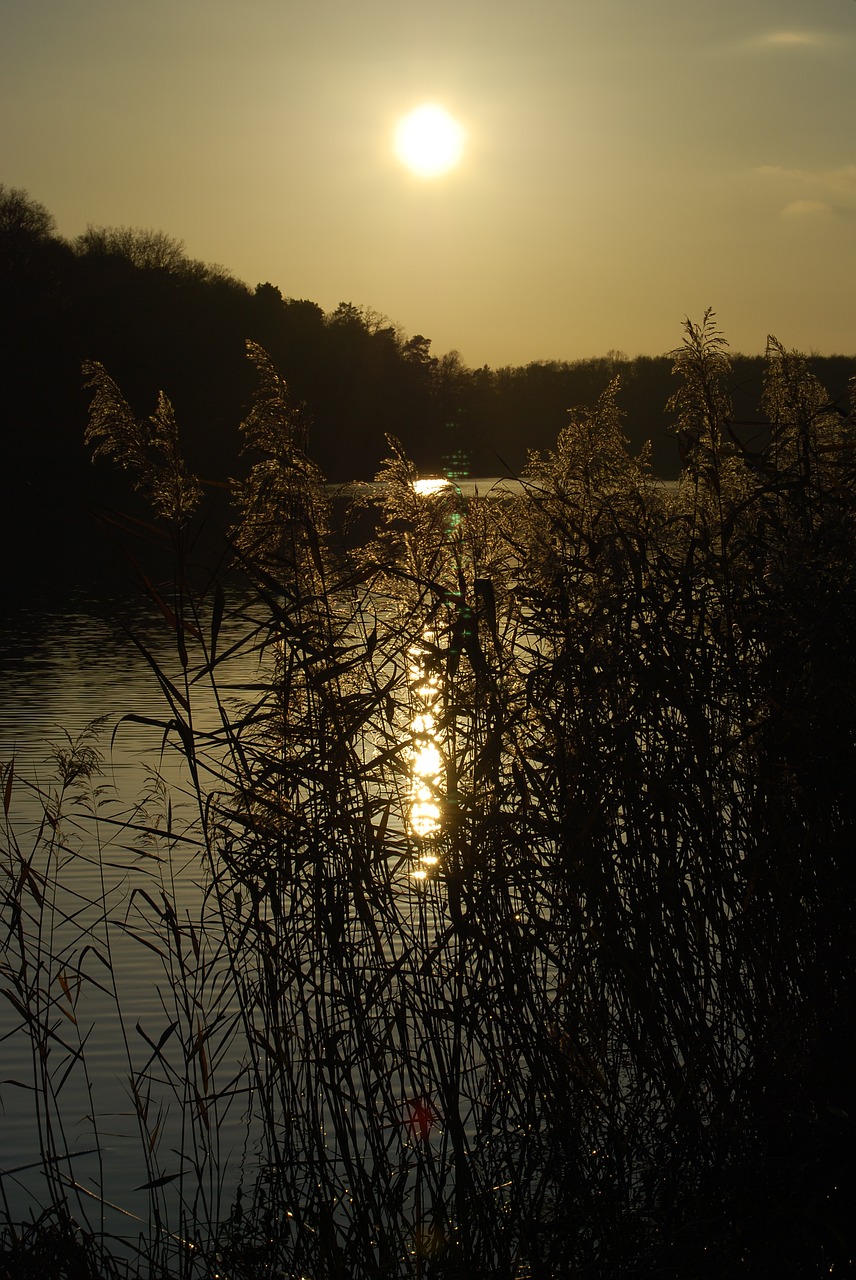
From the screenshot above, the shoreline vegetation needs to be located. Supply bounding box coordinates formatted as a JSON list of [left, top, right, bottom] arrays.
[[3, 183, 856, 594], [3, 312, 856, 1276]]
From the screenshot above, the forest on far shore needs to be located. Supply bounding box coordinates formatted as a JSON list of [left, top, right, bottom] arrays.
[[2, 183, 854, 585]]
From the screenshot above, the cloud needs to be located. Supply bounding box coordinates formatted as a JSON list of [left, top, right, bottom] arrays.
[[759, 164, 856, 198], [758, 166, 856, 221], [781, 200, 833, 218], [762, 31, 822, 48], [740, 30, 828, 53]]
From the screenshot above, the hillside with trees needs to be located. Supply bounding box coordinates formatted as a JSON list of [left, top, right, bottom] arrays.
[[2, 183, 853, 585]]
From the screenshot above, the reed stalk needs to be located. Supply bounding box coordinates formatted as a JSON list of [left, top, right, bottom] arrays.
[[3, 320, 855, 1276]]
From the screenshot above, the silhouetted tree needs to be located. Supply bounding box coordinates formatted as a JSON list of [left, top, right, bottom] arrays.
[[3, 187, 855, 586]]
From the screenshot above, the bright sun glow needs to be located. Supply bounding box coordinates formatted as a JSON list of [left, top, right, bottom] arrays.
[[412, 477, 453, 495], [395, 105, 464, 178]]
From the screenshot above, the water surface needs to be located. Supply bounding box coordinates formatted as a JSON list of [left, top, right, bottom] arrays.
[[0, 585, 260, 1238]]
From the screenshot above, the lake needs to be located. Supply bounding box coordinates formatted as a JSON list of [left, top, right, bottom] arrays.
[[0, 583, 271, 1246], [3, 464, 828, 1277], [0, 571, 459, 1269], [1, 474, 681, 1273]]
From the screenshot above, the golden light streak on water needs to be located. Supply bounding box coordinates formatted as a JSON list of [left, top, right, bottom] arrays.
[[412, 477, 454, 496], [404, 476, 460, 869], [406, 634, 445, 856]]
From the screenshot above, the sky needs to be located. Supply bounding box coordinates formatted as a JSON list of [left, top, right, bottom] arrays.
[[2, 0, 855, 367]]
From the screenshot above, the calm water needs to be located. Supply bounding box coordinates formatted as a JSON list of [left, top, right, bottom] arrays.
[[0, 585, 263, 1239], [0, 580, 441, 1251], [0, 485, 515, 1249]]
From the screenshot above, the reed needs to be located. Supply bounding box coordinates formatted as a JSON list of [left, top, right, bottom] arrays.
[[2, 316, 855, 1276]]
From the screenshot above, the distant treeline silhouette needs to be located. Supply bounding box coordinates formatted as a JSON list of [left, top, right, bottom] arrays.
[[2, 183, 853, 581]]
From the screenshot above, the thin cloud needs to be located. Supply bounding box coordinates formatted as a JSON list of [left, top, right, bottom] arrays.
[[759, 164, 856, 198], [763, 31, 822, 47], [741, 30, 828, 52], [759, 166, 856, 221], [781, 200, 833, 218]]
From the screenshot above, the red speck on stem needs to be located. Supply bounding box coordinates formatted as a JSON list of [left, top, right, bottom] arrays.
[[407, 1098, 435, 1141]]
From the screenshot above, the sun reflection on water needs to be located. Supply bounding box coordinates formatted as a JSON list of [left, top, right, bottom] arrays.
[[406, 633, 445, 863], [405, 476, 463, 873], [411, 477, 454, 497]]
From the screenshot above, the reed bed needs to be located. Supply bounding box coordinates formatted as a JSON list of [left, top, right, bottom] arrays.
[[2, 316, 855, 1277]]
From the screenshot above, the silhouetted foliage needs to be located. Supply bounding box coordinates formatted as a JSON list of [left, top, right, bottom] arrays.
[[3, 319, 856, 1276], [83, 359, 202, 524], [2, 186, 854, 590]]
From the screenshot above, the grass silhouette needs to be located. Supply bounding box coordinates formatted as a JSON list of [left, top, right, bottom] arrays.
[[2, 314, 855, 1277]]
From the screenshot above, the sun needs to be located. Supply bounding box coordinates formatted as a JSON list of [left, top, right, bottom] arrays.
[[394, 105, 465, 178]]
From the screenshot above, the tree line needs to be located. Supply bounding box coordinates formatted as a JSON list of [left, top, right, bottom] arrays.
[[2, 183, 853, 582]]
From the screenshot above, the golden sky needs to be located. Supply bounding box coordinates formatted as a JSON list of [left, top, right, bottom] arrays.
[[2, 0, 854, 365]]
